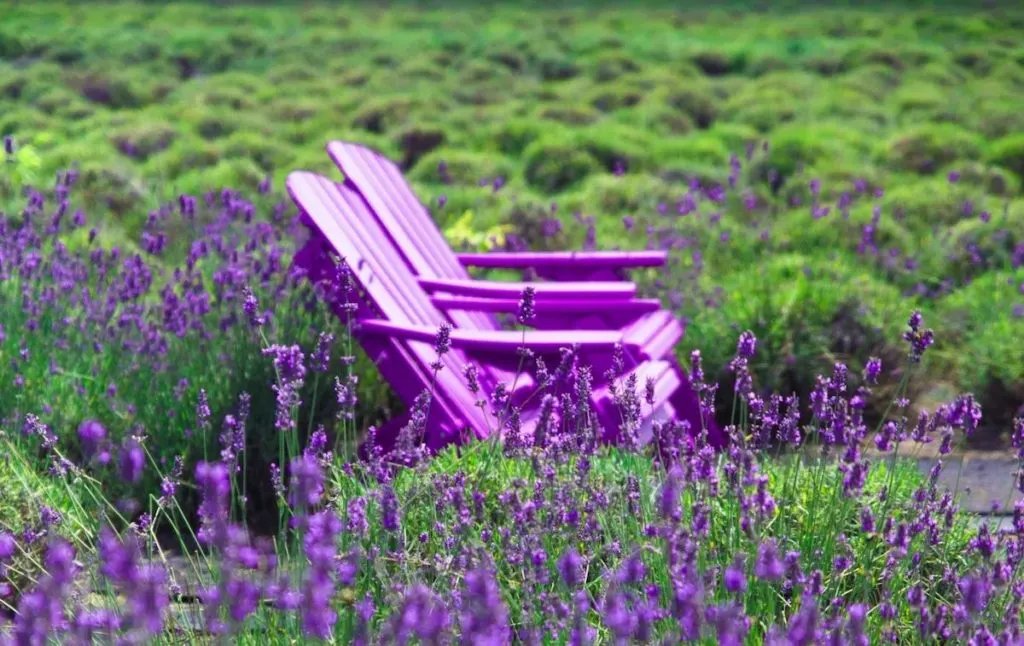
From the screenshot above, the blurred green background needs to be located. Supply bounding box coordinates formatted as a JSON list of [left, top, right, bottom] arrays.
[[1, 1, 1022, 444]]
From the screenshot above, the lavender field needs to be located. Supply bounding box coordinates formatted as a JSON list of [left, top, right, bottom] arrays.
[[1, 1, 1024, 643]]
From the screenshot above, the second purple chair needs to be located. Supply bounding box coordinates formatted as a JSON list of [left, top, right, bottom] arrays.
[[318, 140, 718, 444], [286, 171, 719, 453]]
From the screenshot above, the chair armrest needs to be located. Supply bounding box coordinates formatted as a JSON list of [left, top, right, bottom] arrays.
[[417, 277, 637, 300], [430, 295, 662, 316], [357, 319, 635, 354], [454, 250, 667, 270]]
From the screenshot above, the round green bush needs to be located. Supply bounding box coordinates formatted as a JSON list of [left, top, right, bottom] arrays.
[[683, 252, 908, 405], [409, 148, 517, 186], [522, 137, 601, 194], [393, 122, 447, 170], [932, 269, 1024, 445], [945, 162, 1020, 197], [613, 105, 694, 137], [587, 84, 644, 113], [751, 122, 866, 186], [771, 202, 918, 259], [221, 131, 293, 174], [109, 120, 179, 162], [661, 85, 718, 129], [879, 177, 1000, 233], [589, 52, 642, 82], [652, 134, 732, 170], [574, 173, 679, 216], [535, 52, 580, 81], [883, 124, 984, 174], [570, 123, 656, 174], [351, 96, 424, 134], [489, 118, 549, 156], [988, 133, 1024, 181], [536, 103, 602, 126]]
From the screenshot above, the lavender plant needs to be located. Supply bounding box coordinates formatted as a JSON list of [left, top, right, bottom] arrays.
[[1, 138, 1023, 644]]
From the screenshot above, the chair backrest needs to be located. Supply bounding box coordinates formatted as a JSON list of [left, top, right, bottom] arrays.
[[286, 171, 492, 444], [326, 140, 500, 332]]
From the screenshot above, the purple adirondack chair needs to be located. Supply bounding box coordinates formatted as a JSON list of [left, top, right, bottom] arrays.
[[321, 140, 720, 443], [325, 140, 667, 331], [286, 170, 722, 452]]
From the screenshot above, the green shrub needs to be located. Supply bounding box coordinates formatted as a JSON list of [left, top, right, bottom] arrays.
[[661, 84, 718, 129], [613, 105, 694, 137], [776, 160, 882, 205], [939, 206, 1023, 282], [535, 52, 580, 81], [350, 96, 424, 134], [752, 122, 866, 186], [33, 88, 94, 120], [587, 84, 644, 112], [221, 131, 293, 174], [459, 60, 507, 84], [393, 122, 447, 170], [652, 134, 732, 170], [706, 122, 762, 153], [946, 162, 1020, 197], [684, 253, 909, 406], [891, 81, 948, 119], [690, 47, 746, 76], [969, 101, 1024, 139], [656, 162, 731, 190], [409, 148, 517, 186], [881, 176, 1002, 231], [536, 102, 601, 126], [145, 137, 222, 180], [723, 71, 816, 105], [589, 52, 642, 81], [177, 158, 266, 194], [66, 69, 152, 109], [522, 136, 601, 194], [489, 118, 549, 156], [109, 121, 179, 162], [191, 109, 241, 141], [721, 85, 800, 132], [883, 124, 984, 174], [485, 47, 526, 72], [932, 270, 1024, 445], [499, 197, 571, 251], [808, 86, 889, 130], [570, 123, 656, 174], [801, 53, 847, 76], [266, 96, 331, 123], [839, 63, 902, 101], [988, 133, 1024, 181], [914, 62, 969, 87], [573, 173, 679, 217], [771, 202, 918, 259]]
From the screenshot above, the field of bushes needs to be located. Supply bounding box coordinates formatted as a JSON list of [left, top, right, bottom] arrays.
[[0, 1, 1023, 643]]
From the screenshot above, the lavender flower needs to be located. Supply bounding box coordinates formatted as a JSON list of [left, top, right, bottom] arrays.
[[518, 286, 536, 324], [77, 419, 107, 462], [755, 539, 785, 581], [902, 310, 934, 363], [119, 437, 145, 484], [289, 454, 324, 510]]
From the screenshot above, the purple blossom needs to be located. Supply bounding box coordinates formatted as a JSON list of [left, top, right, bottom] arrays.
[[289, 454, 325, 510], [119, 438, 145, 484], [77, 419, 107, 460], [518, 285, 536, 324], [755, 539, 785, 581]]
